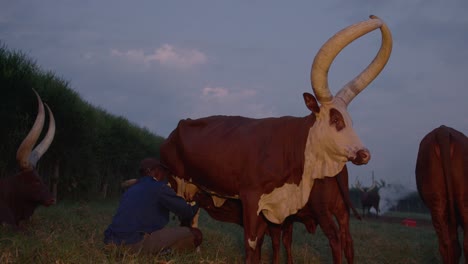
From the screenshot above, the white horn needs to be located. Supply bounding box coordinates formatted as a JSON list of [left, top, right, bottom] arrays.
[[336, 15, 393, 105], [29, 103, 56, 167], [16, 89, 45, 170], [311, 15, 392, 104]]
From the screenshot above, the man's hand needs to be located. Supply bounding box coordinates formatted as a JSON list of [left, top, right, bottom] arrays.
[[190, 202, 200, 215], [179, 202, 200, 227]]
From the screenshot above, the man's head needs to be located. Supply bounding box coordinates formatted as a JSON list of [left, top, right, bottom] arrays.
[[139, 157, 170, 180]]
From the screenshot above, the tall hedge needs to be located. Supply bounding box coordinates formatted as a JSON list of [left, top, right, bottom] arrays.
[[0, 43, 165, 200]]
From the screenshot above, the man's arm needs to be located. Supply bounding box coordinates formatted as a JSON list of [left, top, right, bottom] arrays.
[[158, 185, 199, 221]]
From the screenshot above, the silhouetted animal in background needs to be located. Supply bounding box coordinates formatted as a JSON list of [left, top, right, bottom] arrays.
[[355, 176, 385, 217]]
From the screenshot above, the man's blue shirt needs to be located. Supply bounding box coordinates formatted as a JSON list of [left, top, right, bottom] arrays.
[[104, 176, 196, 245]]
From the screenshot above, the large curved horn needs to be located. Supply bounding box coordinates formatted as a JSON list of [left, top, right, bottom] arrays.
[[29, 103, 56, 167], [311, 15, 392, 104], [16, 89, 45, 170], [354, 179, 364, 192], [336, 15, 393, 105], [367, 176, 377, 192]]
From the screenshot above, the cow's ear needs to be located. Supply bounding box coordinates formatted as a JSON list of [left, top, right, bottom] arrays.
[[303, 93, 320, 113]]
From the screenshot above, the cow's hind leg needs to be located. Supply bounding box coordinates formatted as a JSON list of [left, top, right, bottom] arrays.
[[427, 195, 459, 264], [461, 211, 468, 263], [445, 215, 461, 263]]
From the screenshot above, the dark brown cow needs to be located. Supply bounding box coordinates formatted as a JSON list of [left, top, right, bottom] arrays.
[[161, 15, 392, 263], [355, 177, 384, 217], [415, 125, 468, 264], [279, 166, 360, 264], [360, 190, 380, 217], [0, 90, 56, 230]]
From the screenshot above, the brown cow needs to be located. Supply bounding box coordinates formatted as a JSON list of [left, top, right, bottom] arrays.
[[161, 15, 392, 263], [0, 90, 56, 230], [415, 125, 468, 264]]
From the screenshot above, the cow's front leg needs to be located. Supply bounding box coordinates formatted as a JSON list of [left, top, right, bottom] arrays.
[[267, 223, 283, 264], [335, 207, 354, 264], [281, 219, 294, 264], [241, 192, 268, 264], [316, 212, 341, 264]]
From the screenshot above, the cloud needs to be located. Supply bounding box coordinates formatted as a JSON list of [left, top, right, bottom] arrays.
[[151, 44, 207, 68], [202, 86, 229, 98], [200, 86, 257, 101], [188, 85, 273, 120], [82, 52, 94, 60], [110, 48, 146, 63], [110, 44, 207, 69]]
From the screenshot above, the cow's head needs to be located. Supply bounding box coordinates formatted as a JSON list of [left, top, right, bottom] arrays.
[[15, 89, 56, 206], [304, 15, 392, 176], [355, 176, 385, 194]]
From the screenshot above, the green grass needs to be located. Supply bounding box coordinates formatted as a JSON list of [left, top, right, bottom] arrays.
[[0, 200, 445, 263]]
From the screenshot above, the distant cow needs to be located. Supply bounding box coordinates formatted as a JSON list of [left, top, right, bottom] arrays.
[[355, 177, 385, 217], [161, 15, 392, 263], [416, 125, 468, 264], [0, 90, 56, 230]]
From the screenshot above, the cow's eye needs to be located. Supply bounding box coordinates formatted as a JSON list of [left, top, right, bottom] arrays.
[[329, 108, 345, 131]]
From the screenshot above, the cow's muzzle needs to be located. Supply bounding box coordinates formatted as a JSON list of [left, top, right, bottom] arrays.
[[351, 149, 371, 165]]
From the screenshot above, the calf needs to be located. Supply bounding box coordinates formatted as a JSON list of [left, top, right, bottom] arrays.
[[0, 90, 56, 230], [192, 166, 359, 264]]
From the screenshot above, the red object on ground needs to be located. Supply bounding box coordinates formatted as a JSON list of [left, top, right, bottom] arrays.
[[402, 218, 417, 227]]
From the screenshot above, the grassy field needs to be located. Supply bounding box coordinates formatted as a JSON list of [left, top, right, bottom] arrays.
[[0, 200, 446, 263]]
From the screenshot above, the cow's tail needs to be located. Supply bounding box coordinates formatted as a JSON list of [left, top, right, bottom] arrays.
[[435, 126, 456, 228], [336, 169, 362, 221]]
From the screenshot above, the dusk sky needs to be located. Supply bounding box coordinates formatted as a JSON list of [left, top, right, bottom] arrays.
[[2, 1, 467, 191]]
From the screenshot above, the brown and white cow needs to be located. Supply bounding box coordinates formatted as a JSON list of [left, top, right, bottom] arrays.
[[416, 125, 468, 264], [0, 89, 56, 230], [160, 15, 392, 263]]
